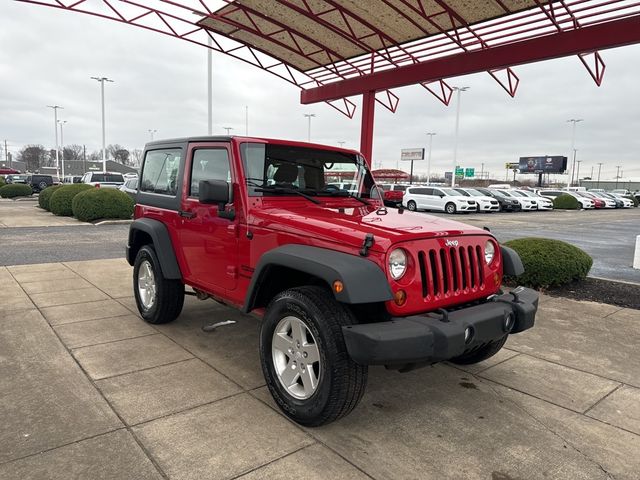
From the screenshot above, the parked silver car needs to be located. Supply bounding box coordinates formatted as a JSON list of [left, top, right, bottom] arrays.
[[119, 177, 138, 200], [81, 172, 125, 188]]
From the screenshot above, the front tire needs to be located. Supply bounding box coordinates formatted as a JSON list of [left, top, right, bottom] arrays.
[[450, 335, 508, 365], [407, 200, 417, 211], [260, 286, 367, 427], [133, 245, 184, 324], [445, 202, 456, 214]]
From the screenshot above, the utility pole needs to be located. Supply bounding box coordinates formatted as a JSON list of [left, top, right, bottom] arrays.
[[337, 141, 346, 147], [4, 140, 8, 166], [245, 106, 249, 136], [576, 159, 582, 186], [597, 162, 603, 189], [304, 113, 316, 142], [570, 149, 577, 186], [91, 76, 114, 172], [426, 132, 436, 184], [223, 126, 233, 135], [615, 165, 621, 188], [451, 87, 469, 187], [47, 105, 63, 178], [566, 118, 583, 188], [148, 129, 157, 141]]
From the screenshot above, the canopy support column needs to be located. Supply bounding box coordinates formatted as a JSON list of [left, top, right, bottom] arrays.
[[360, 90, 376, 166]]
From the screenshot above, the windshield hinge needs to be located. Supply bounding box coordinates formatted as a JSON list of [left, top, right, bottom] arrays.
[[359, 233, 375, 257]]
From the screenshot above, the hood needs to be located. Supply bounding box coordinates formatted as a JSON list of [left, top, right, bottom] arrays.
[[249, 201, 488, 252]]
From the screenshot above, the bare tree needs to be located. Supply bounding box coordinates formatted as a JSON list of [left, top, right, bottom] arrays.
[[63, 144, 84, 161], [88, 150, 102, 161], [130, 148, 143, 167], [19, 145, 48, 172]]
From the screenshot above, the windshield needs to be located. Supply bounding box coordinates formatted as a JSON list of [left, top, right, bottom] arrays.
[[497, 190, 515, 197], [240, 143, 380, 200], [512, 191, 528, 197], [453, 188, 471, 197], [440, 188, 459, 196], [465, 189, 486, 197]]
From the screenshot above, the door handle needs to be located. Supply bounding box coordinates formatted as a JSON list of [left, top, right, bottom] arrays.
[[178, 210, 196, 219]]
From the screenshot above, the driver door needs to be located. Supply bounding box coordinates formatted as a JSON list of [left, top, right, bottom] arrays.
[[179, 143, 238, 292]]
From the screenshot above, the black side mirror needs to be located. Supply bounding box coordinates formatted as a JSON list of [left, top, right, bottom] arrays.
[[199, 180, 235, 220]]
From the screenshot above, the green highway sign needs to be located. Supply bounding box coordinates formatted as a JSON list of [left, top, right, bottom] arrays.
[[455, 167, 464, 177], [465, 168, 475, 177]]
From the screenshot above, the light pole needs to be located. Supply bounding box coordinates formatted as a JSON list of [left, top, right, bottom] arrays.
[[576, 159, 582, 186], [597, 162, 603, 189], [58, 120, 67, 178], [245, 106, 249, 136], [223, 126, 234, 135], [337, 141, 346, 147], [148, 129, 157, 141], [615, 165, 621, 188], [304, 113, 316, 142], [566, 118, 583, 188], [426, 132, 436, 184], [47, 105, 63, 178], [451, 87, 469, 187], [91, 76, 114, 172], [570, 149, 577, 186]]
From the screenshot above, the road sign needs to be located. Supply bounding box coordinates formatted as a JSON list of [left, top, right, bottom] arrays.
[[455, 167, 464, 177], [465, 168, 475, 177], [505, 162, 519, 169], [400, 148, 425, 161]]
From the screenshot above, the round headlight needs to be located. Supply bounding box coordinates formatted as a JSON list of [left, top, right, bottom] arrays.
[[484, 241, 495, 265], [388, 248, 407, 280]]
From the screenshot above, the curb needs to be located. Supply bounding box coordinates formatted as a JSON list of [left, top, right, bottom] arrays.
[[93, 219, 133, 226]]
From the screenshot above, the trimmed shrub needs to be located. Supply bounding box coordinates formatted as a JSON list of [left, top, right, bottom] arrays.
[[0, 183, 32, 198], [38, 185, 63, 210], [49, 184, 93, 216], [72, 188, 134, 222], [552, 193, 579, 210], [504, 237, 593, 289], [0, 176, 6, 186]]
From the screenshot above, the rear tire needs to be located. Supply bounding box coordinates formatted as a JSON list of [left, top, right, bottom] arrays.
[[450, 335, 508, 365], [407, 200, 417, 212], [133, 245, 184, 324], [260, 286, 367, 427], [445, 202, 456, 214]]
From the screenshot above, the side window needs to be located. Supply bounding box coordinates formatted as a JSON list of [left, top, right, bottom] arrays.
[[380, 184, 390, 191], [140, 149, 182, 196], [190, 148, 231, 197], [422, 188, 433, 196]]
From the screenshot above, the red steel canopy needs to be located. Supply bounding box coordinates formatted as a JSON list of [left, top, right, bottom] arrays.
[[18, 0, 640, 161]]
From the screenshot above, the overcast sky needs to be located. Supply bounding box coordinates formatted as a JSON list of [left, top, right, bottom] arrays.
[[2, 1, 639, 181]]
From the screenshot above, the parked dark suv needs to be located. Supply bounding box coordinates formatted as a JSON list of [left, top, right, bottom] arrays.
[[25, 174, 58, 193]]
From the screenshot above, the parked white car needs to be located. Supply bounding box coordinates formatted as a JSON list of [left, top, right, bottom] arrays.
[[512, 190, 554, 210], [453, 188, 500, 212], [540, 190, 595, 209], [496, 189, 538, 210], [403, 186, 477, 214], [609, 193, 634, 208], [81, 172, 125, 188]]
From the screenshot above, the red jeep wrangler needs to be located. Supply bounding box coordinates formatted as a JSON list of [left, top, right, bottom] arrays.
[[127, 137, 537, 426]]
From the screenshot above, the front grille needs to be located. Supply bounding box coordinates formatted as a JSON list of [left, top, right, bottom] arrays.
[[417, 244, 484, 298]]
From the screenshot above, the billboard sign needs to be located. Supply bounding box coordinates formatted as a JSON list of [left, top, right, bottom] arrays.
[[400, 148, 425, 161], [518, 156, 567, 174]]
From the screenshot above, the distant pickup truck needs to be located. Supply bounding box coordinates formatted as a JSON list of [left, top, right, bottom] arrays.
[[80, 172, 125, 188], [126, 136, 538, 426]]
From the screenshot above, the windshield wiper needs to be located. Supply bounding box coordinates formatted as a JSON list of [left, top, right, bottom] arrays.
[[323, 189, 371, 206], [247, 180, 321, 205]]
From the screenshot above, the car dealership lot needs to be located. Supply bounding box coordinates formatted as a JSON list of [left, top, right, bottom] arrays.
[[0, 259, 639, 479]]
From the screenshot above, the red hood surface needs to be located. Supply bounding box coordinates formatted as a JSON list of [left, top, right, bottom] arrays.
[[248, 200, 489, 252]]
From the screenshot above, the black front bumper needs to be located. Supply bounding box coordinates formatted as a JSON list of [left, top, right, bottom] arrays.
[[342, 287, 538, 366]]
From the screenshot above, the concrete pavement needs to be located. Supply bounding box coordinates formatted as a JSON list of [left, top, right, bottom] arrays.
[[1, 259, 639, 479]]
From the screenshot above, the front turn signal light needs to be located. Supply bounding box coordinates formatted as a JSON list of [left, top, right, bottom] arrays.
[[394, 289, 407, 306]]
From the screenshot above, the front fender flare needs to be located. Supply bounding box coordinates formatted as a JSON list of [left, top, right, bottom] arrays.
[[242, 244, 393, 313], [126, 218, 182, 279]]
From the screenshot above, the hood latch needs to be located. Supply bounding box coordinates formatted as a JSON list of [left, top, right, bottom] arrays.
[[359, 233, 375, 257]]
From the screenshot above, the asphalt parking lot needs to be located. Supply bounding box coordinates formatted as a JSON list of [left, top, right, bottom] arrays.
[[1, 259, 639, 479]]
